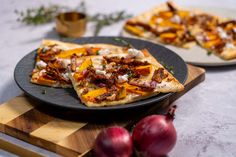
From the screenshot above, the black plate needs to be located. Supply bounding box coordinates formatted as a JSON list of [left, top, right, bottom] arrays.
[[14, 37, 187, 113]]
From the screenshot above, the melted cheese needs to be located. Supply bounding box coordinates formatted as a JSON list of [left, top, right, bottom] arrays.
[[98, 48, 110, 55]]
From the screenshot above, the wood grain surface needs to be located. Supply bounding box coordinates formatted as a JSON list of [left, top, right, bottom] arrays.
[[0, 64, 205, 157]]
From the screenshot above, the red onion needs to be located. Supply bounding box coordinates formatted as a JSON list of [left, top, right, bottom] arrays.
[[132, 106, 177, 157], [94, 126, 133, 157], [150, 81, 157, 88]]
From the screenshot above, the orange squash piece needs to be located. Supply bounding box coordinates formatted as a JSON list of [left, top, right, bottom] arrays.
[[73, 72, 84, 81], [204, 39, 221, 49], [117, 83, 149, 96], [160, 33, 177, 43], [159, 11, 173, 19], [141, 49, 150, 57], [82, 87, 107, 102], [56, 48, 87, 58], [135, 65, 152, 76], [117, 87, 127, 100], [124, 25, 144, 36], [38, 76, 57, 85], [78, 58, 92, 71]]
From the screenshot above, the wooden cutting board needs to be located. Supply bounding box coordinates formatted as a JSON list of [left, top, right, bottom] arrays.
[[0, 64, 205, 157]]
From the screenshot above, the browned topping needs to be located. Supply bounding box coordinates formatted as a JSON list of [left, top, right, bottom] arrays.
[[85, 48, 94, 55], [95, 86, 118, 102], [167, 1, 177, 12], [218, 20, 236, 27], [104, 56, 150, 66], [187, 14, 218, 29], [214, 42, 226, 54], [152, 68, 168, 83], [38, 45, 61, 62], [129, 78, 155, 91], [70, 54, 77, 72], [45, 62, 70, 84]]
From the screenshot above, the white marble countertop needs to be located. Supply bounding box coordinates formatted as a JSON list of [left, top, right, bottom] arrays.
[[0, 0, 236, 156]]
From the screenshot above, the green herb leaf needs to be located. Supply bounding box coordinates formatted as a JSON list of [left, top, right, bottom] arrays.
[[207, 51, 212, 56], [42, 89, 47, 94], [15, 5, 67, 25], [161, 61, 175, 75], [89, 11, 132, 36], [114, 38, 133, 48]]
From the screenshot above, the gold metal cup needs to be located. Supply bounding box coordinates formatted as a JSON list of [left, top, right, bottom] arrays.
[[55, 12, 86, 38]]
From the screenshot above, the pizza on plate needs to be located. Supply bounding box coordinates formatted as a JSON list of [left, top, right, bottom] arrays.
[[31, 39, 184, 107], [31, 40, 125, 87], [124, 1, 236, 60], [68, 47, 184, 107]]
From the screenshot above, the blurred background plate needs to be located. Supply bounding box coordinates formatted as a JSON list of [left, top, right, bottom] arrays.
[[122, 7, 236, 66]]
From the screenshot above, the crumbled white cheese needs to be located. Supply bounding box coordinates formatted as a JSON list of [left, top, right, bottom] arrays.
[[196, 35, 204, 41], [36, 60, 47, 69], [128, 48, 144, 58], [96, 69, 106, 75], [118, 74, 129, 83], [92, 57, 104, 69], [39, 69, 46, 76], [170, 15, 181, 24], [62, 59, 71, 68], [98, 48, 110, 55], [42, 46, 50, 52], [225, 43, 235, 49], [156, 18, 163, 24], [61, 73, 70, 81], [217, 27, 228, 39]]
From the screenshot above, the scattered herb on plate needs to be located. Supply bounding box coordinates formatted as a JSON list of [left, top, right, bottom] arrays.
[[161, 62, 174, 75], [88, 11, 132, 36], [42, 89, 47, 94], [207, 51, 212, 56], [114, 38, 133, 48]]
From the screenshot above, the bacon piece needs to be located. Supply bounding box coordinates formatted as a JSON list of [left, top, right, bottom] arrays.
[[94, 86, 118, 102], [70, 54, 77, 72], [86, 47, 96, 55], [167, 1, 177, 12], [46, 62, 70, 84], [104, 56, 150, 66], [152, 68, 168, 83], [129, 78, 155, 91], [218, 20, 236, 27]]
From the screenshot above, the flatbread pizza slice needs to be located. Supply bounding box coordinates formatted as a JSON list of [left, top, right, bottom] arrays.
[[31, 39, 126, 88], [69, 47, 184, 107], [190, 21, 236, 60], [124, 1, 196, 48]]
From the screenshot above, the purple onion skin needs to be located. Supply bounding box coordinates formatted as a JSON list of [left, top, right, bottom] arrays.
[[132, 115, 177, 157], [94, 126, 133, 157]]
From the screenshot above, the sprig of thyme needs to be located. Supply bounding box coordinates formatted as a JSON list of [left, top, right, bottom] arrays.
[[88, 11, 132, 36], [15, 1, 132, 35], [15, 5, 67, 25]]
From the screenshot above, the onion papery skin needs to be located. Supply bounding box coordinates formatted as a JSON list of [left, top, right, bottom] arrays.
[[94, 126, 133, 157], [132, 115, 177, 157]]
